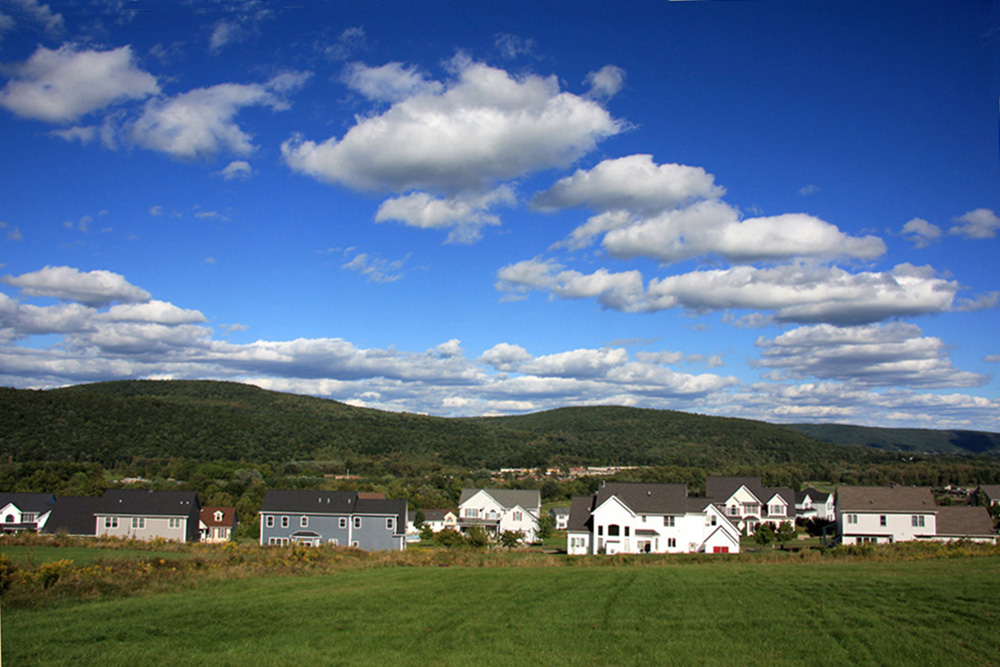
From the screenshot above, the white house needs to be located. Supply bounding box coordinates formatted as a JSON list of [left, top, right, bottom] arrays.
[[0, 493, 55, 533], [706, 476, 796, 535], [566, 482, 741, 556], [550, 506, 570, 530], [458, 488, 541, 543], [796, 487, 835, 522], [836, 486, 938, 545]]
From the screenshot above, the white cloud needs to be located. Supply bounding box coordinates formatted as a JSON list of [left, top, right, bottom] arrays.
[[949, 208, 1000, 239], [219, 160, 252, 180], [49, 125, 96, 144], [481, 343, 532, 371], [498, 260, 967, 324], [130, 72, 309, 160], [324, 26, 366, 61], [340, 250, 411, 284], [0, 44, 159, 123], [282, 58, 622, 194], [7, 0, 63, 34], [101, 300, 207, 325], [584, 65, 626, 99], [494, 33, 535, 60], [2, 266, 150, 306], [342, 62, 443, 103], [534, 154, 724, 217], [754, 322, 990, 388], [902, 217, 942, 248], [375, 187, 516, 243]]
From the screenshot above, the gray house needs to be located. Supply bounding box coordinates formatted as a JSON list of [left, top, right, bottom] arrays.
[[95, 489, 201, 542], [259, 489, 407, 550]]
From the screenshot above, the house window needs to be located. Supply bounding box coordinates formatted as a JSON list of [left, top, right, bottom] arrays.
[[880, 515, 887, 527], [668, 538, 676, 548], [351, 541, 359, 548], [169, 518, 181, 529], [728, 506, 739, 517], [597, 526, 603, 536], [22, 513, 36, 523], [386, 518, 395, 531], [464, 508, 477, 518], [132, 517, 145, 529], [770, 504, 784, 516], [608, 525, 620, 537], [339, 517, 347, 529], [513, 511, 522, 522], [353, 517, 362, 529], [664, 516, 675, 527], [328, 538, 339, 546], [711, 515, 717, 526], [105, 516, 119, 529], [301, 516, 309, 528], [912, 515, 925, 528], [214, 511, 223, 522], [265, 515, 274, 528], [743, 503, 759, 515], [280, 516, 289, 528], [624, 527, 630, 537], [268, 537, 289, 546], [847, 514, 858, 525]]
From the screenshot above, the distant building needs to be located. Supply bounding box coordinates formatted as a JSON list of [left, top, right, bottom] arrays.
[[96, 489, 202, 542], [200, 506, 238, 543], [796, 487, 835, 522], [549, 506, 570, 530], [0, 492, 55, 533], [705, 476, 796, 535], [259, 489, 407, 550], [458, 489, 541, 543]]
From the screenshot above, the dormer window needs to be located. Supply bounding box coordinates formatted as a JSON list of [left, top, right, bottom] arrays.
[[214, 511, 223, 522]]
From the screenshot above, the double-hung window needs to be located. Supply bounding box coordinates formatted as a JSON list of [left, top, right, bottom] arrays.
[[132, 517, 145, 529], [339, 517, 347, 529], [280, 516, 289, 528], [353, 517, 362, 529], [912, 515, 925, 528], [265, 515, 274, 528], [300, 516, 309, 528]]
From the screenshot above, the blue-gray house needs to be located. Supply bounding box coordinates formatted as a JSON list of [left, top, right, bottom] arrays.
[[259, 489, 407, 551]]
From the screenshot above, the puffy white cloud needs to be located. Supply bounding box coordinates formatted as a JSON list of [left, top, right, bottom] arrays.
[[130, 72, 309, 159], [602, 201, 886, 264], [342, 61, 443, 102], [0, 44, 159, 123], [950, 208, 1000, 239], [480, 343, 532, 371], [101, 300, 207, 325], [375, 187, 515, 243], [2, 266, 150, 306], [534, 154, 724, 217], [754, 322, 990, 388], [498, 260, 965, 324], [902, 217, 942, 248], [584, 65, 626, 98], [219, 160, 252, 180], [282, 58, 622, 194]]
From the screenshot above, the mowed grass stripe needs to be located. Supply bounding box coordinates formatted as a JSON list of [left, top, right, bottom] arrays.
[[5, 557, 999, 666]]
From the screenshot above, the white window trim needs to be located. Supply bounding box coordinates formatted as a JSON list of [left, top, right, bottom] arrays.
[[265, 515, 274, 528]]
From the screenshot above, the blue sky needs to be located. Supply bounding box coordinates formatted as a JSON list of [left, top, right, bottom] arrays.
[[1, 0, 998, 431]]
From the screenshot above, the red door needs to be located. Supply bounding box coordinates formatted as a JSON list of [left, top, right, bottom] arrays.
[[713, 546, 729, 553]]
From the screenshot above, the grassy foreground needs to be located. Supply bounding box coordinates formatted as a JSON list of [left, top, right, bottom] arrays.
[[5, 555, 999, 666]]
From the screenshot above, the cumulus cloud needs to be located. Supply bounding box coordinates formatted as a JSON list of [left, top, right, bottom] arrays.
[[754, 322, 990, 388], [375, 187, 516, 243], [498, 260, 966, 325], [584, 65, 626, 99], [129, 72, 309, 160], [6, 0, 63, 34], [282, 58, 622, 194], [902, 217, 942, 248], [342, 61, 443, 103], [0, 44, 159, 123], [219, 160, 252, 180], [2, 266, 150, 306], [949, 208, 1000, 239]]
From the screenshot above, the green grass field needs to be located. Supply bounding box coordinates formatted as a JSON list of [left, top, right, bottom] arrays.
[[5, 556, 999, 666]]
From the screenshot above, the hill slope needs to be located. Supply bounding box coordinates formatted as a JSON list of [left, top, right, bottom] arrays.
[[787, 423, 1000, 455], [0, 380, 887, 470]]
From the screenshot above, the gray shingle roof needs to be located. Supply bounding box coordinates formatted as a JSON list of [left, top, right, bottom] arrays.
[[980, 485, 1000, 503], [566, 495, 595, 532], [0, 492, 56, 514], [596, 482, 689, 514], [42, 496, 104, 536], [836, 486, 936, 512], [796, 487, 831, 504], [934, 506, 995, 538], [102, 489, 199, 517]]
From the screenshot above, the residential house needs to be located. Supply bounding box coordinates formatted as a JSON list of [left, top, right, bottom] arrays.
[[796, 487, 835, 522], [200, 506, 238, 543], [408, 509, 457, 534], [259, 489, 407, 550], [566, 482, 741, 556], [979, 485, 1000, 507], [705, 476, 796, 535], [0, 492, 55, 533], [836, 486, 937, 545], [458, 488, 541, 543], [95, 489, 201, 542], [549, 506, 570, 530]]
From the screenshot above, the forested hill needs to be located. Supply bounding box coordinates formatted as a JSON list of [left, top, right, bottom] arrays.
[[0, 380, 987, 471], [787, 423, 1000, 456]]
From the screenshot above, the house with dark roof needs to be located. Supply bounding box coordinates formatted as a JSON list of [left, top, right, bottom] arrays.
[[979, 485, 1000, 506], [705, 476, 796, 535], [200, 506, 238, 543], [40, 496, 105, 537], [0, 492, 55, 533], [796, 487, 835, 522], [837, 486, 997, 545], [259, 489, 407, 550], [96, 489, 201, 542], [566, 482, 740, 556], [458, 488, 541, 543]]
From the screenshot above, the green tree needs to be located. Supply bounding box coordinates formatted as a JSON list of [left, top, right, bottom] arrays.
[[419, 524, 434, 541], [465, 525, 491, 548], [537, 513, 556, 540], [753, 523, 776, 546], [499, 529, 525, 549], [414, 508, 425, 528], [775, 522, 797, 547]]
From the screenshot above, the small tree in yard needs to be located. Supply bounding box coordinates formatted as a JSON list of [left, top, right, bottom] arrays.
[[537, 513, 555, 540], [465, 525, 491, 548], [419, 524, 434, 541], [775, 522, 797, 548], [499, 529, 525, 549], [414, 508, 425, 529], [753, 523, 776, 546]]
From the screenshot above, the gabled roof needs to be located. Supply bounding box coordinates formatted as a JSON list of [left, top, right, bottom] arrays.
[[796, 487, 831, 504], [980, 485, 1000, 502], [566, 495, 595, 532], [934, 506, 995, 538], [41, 496, 104, 536], [459, 488, 541, 511], [200, 506, 237, 527], [261, 490, 358, 513], [595, 482, 689, 515], [0, 492, 56, 514], [549, 507, 571, 517], [102, 490, 199, 517], [705, 476, 764, 502], [836, 486, 936, 513], [422, 509, 454, 522]]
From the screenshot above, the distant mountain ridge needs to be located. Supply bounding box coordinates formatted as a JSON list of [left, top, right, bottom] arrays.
[[0, 381, 995, 470], [787, 423, 1000, 456]]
